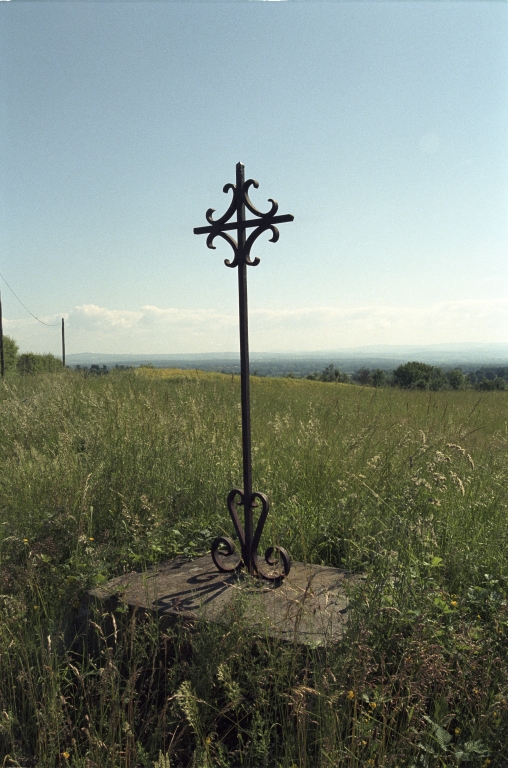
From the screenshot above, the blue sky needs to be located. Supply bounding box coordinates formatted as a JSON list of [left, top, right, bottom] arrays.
[[1, 1, 507, 355]]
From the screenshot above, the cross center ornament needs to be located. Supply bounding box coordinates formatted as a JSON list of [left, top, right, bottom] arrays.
[[194, 162, 294, 581]]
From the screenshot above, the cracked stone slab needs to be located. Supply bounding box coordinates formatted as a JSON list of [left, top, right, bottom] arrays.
[[86, 555, 366, 645]]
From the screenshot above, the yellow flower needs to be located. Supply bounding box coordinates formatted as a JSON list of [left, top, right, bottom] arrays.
[[62, 752, 70, 760], [450, 600, 458, 608], [370, 701, 377, 709], [89, 537, 94, 541], [474, 688, 480, 694], [347, 690, 355, 700], [455, 727, 461, 735], [23, 538, 29, 543]]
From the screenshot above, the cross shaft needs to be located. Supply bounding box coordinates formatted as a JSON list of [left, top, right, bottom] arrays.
[[194, 162, 293, 580]]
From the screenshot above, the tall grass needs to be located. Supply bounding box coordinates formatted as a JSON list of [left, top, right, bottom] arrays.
[[0, 369, 507, 766]]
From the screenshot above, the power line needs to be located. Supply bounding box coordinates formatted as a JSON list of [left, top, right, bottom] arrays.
[[0, 271, 60, 327]]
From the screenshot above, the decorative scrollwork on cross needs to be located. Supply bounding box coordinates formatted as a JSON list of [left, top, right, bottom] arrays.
[[210, 490, 291, 581], [194, 163, 294, 581], [194, 164, 294, 270]]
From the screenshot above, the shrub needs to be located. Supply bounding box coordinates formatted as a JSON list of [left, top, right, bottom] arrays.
[[1, 334, 19, 372], [17, 352, 63, 374]]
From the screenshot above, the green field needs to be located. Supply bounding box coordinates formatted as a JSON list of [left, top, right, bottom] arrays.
[[0, 369, 507, 767]]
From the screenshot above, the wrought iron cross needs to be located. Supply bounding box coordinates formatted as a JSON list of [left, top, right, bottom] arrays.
[[194, 162, 294, 581]]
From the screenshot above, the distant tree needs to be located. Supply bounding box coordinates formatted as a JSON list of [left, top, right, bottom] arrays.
[[353, 367, 372, 386], [17, 352, 62, 374], [325, 364, 349, 383], [478, 377, 506, 391], [447, 368, 466, 390], [2, 335, 19, 373], [88, 364, 108, 376], [17, 353, 38, 374], [321, 364, 338, 382], [371, 369, 387, 388], [429, 368, 447, 391], [393, 361, 433, 389], [392, 361, 445, 390], [477, 379, 495, 391], [306, 364, 349, 383]]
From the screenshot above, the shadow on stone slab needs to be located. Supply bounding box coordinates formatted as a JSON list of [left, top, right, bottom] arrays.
[[79, 555, 366, 648]]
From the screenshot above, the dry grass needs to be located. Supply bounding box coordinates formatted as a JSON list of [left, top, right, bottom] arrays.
[[0, 370, 507, 766]]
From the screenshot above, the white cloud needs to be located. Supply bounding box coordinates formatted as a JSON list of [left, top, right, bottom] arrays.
[[3, 299, 507, 355], [73, 304, 144, 329]]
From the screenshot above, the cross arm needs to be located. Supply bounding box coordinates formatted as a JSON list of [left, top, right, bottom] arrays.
[[193, 213, 294, 236]]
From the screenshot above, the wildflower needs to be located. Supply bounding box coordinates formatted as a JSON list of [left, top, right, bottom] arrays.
[[347, 690, 355, 700], [447, 443, 465, 455], [62, 753, 70, 760], [370, 701, 377, 709], [89, 537, 94, 541], [474, 688, 480, 694], [455, 727, 461, 735], [450, 471, 465, 495], [23, 538, 29, 543], [33, 605, 38, 610], [450, 600, 458, 608]]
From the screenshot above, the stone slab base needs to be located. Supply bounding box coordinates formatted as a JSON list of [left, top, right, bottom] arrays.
[[85, 555, 366, 646]]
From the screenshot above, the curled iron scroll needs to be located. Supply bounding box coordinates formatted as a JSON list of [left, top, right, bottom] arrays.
[[242, 179, 279, 219], [211, 536, 242, 574], [244, 224, 279, 265], [258, 545, 292, 581], [211, 487, 291, 581], [205, 183, 237, 226], [201, 175, 283, 269]]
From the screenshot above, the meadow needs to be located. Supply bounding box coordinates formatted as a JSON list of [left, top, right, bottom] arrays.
[[0, 368, 507, 767]]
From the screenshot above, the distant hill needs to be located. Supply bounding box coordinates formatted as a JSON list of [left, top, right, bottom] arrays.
[[66, 343, 508, 376]]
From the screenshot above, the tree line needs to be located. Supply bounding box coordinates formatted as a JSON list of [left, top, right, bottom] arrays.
[[305, 361, 508, 391], [2, 333, 507, 390], [2, 335, 62, 375]]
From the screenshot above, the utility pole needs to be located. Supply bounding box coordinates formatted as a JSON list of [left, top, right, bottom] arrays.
[[61, 317, 65, 367], [0, 291, 4, 378]]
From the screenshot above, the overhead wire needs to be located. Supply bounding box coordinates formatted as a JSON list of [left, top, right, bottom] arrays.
[[0, 270, 61, 327]]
